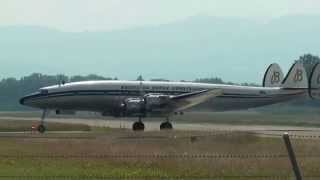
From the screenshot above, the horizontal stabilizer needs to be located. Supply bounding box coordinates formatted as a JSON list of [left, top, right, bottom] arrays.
[[263, 63, 284, 87], [282, 63, 308, 89], [309, 63, 320, 99]]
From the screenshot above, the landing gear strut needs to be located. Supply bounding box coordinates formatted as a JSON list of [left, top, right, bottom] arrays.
[[38, 109, 48, 133], [160, 117, 173, 130], [132, 117, 145, 131]]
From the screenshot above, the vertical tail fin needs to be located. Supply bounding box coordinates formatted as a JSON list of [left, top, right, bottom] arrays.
[[263, 63, 284, 87], [309, 63, 320, 99], [281, 63, 308, 89]]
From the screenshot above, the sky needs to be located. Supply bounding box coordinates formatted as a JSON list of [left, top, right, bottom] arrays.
[[1, 0, 320, 83], [1, 0, 320, 32]]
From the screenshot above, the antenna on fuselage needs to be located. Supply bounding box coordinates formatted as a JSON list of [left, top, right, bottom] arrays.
[[139, 80, 144, 98], [137, 75, 145, 97], [58, 75, 62, 87], [58, 74, 66, 87]]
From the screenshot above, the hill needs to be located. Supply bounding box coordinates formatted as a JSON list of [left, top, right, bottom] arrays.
[[1, 15, 320, 83]]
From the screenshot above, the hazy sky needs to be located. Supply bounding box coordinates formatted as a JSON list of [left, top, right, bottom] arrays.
[[1, 0, 320, 31]]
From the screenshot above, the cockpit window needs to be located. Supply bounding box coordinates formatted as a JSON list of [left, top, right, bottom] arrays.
[[40, 89, 49, 94]]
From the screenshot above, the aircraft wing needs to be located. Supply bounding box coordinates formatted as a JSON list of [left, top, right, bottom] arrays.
[[170, 89, 223, 111]]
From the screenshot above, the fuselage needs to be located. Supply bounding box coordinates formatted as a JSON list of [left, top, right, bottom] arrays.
[[20, 80, 306, 116]]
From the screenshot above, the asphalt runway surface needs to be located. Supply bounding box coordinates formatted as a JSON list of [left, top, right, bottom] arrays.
[[0, 116, 320, 138]]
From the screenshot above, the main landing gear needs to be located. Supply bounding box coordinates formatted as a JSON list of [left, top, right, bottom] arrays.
[[132, 117, 145, 131], [132, 117, 173, 131], [160, 117, 173, 130], [37, 109, 48, 133]]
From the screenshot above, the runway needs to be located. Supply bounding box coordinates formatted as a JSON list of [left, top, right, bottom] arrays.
[[0, 116, 319, 137]]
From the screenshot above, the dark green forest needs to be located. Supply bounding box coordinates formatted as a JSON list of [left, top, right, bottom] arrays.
[[0, 54, 319, 111]]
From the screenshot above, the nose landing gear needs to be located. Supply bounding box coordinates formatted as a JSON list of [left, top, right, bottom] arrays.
[[37, 109, 48, 134]]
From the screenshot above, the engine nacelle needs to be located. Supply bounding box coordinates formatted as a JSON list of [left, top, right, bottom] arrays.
[[122, 97, 145, 116], [144, 94, 170, 110], [119, 94, 171, 117]]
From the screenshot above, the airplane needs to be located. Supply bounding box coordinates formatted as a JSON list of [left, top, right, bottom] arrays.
[[19, 62, 320, 133]]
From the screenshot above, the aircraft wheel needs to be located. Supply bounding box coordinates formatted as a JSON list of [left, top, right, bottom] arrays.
[[132, 121, 145, 131], [37, 124, 46, 134], [160, 122, 173, 130]]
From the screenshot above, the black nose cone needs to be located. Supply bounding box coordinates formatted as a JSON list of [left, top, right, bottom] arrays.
[[19, 97, 25, 105]]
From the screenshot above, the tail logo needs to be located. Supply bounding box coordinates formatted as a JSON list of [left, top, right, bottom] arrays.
[[277, 63, 307, 89], [271, 72, 281, 84], [294, 69, 303, 82]]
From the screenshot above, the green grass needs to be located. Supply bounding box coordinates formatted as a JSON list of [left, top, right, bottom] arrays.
[[0, 159, 175, 177], [0, 112, 319, 179], [0, 130, 318, 179]]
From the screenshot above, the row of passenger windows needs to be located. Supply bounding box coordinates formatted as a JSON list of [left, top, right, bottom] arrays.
[[120, 86, 204, 92], [40, 90, 48, 94]]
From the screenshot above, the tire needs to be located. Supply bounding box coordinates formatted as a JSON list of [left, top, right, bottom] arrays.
[[133, 122, 145, 131], [160, 122, 173, 130], [37, 124, 46, 133]]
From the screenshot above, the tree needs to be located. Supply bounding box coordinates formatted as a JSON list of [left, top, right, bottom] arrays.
[[70, 74, 111, 82], [295, 54, 320, 77], [194, 77, 224, 84]]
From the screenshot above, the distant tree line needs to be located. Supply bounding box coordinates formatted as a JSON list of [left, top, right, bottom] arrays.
[[295, 54, 320, 77], [0, 54, 319, 111]]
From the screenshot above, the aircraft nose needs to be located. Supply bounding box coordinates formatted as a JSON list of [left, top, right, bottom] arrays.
[[19, 92, 40, 106], [19, 96, 26, 105]]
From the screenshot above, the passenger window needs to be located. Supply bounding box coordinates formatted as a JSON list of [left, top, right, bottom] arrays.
[[259, 90, 267, 95]]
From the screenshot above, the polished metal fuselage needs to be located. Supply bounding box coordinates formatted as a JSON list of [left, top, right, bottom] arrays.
[[20, 81, 307, 115]]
